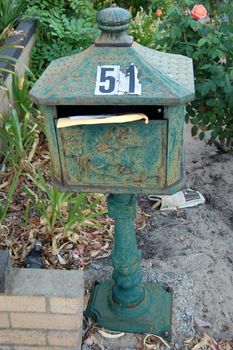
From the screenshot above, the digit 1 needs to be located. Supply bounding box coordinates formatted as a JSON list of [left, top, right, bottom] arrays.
[[126, 64, 135, 93]]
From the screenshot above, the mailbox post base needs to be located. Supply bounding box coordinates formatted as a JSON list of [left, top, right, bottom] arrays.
[[87, 194, 172, 339], [86, 280, 172, 339]]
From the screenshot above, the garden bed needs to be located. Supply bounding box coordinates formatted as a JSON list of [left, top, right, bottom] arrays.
[[0, 1, 233, 348]]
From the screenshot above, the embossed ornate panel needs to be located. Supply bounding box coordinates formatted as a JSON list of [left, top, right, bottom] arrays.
[[56, 120, 167, 193]]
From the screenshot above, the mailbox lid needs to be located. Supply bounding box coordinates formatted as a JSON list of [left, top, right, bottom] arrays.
[[30, 42, 194, 107], [56, 120, 168, 194]]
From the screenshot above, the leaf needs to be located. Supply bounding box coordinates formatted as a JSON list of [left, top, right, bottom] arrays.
[[0, 173, 19, 224], [193, 52, 200, 61], [199, 82, 211, 96], [57, 253, 66, 265], [143, 334, 170, 349], [27, 135, 39, 162], [90, 250, 100, 257], [198, 38, 207, 47], [191, 125, 198, 137], [51, 234, 62, 255], [96, 251, 111, 259], [211, 129, 218, 140], [98, 329, 125, 339], [192, 333, 217, 350], [186, 104, 195, 117], [200, 64, 211, 70], [199, 132, 205, 141], [0, 181, 9, 190], [206, 99, 216, 107]]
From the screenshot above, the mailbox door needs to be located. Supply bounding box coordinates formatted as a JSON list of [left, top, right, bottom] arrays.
[[56, 120, 167, 194]]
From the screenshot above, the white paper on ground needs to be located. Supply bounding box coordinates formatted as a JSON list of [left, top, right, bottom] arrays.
[[148, 189, 205, 211]]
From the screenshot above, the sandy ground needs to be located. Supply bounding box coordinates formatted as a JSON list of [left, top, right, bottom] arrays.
[[137, 124, 233, 339], [84, 124, 233, 348]]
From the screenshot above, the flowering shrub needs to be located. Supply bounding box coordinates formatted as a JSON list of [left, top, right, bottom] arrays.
[[151, 0, 174, 13], [155, 0, 233, 151]]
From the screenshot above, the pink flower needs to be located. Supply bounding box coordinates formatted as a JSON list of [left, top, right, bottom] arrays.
[[155, 9, 162, 17], [191, 4, 207, 20]]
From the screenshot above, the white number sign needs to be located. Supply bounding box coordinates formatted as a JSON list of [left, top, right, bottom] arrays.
[[95, 64, 142, 95]]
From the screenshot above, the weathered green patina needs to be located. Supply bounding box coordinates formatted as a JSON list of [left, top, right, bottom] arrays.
[[30, 6, 195, 338], [39, 104, 186, 195], [87, 194, 172, 336], [30, 43, 194, 106]]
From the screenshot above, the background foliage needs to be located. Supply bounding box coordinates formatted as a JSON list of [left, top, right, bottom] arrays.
[[0, 0, 27, 85], [154, 0, 233, 151], [0, 0, 26, 36], [27, 0, 98, 78]]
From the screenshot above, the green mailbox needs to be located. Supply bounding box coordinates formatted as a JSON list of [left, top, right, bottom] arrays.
[[30, 7, 194, 339]]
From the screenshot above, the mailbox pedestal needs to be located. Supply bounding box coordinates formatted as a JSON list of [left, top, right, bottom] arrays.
[[87, 194, 172, 336], [30, 6, 195, 339]]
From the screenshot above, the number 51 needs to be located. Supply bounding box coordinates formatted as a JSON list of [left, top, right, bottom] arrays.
[[95, 64, 138, 95]]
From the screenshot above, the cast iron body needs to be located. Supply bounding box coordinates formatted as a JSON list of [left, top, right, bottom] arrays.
[[30, 6, 195, 338]]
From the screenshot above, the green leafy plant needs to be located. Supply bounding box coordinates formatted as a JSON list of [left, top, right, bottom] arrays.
[[129, 8, 158, 48], [27, 0, 98, 78], [0, 0, 26, 34], [12, 74, 33, 115], [151, 0, 174, 12], [0, 173, 19, 225], [68, 0, 97, 20], [65, 193, 107, 232], [154, 0, 233, 151], [0, 48, 16, 84], [0, 40, 24, 87], [24, 170, 107, 231], [91, 0, 153, 14], [24, 171, 75, 229], [0, 108, 37, 169]]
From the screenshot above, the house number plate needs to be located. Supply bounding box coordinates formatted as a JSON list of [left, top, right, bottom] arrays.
[[95, 64, 142, 95]]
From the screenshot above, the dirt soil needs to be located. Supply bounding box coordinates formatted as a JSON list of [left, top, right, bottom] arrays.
[[137, 124, 233, 339], [84, 125, 233, 349]]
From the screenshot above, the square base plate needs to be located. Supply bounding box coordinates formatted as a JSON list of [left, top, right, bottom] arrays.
[[86, 280, 172, 339]]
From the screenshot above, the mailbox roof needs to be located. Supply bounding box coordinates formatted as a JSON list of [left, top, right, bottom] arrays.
[[30, 42, 195, 106]]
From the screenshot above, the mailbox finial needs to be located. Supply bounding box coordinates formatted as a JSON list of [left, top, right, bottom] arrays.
[[95, 7, 133, 47]]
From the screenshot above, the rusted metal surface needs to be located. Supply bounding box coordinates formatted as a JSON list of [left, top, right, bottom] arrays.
[[48, 105, 186, 194], [165, 105, 185, 186], [87, 280, 172, 337], [86, 194, 172, 337], [95, 7, 133, 47], [40, 105, 63, 183], [56, 120, 167, 192], [30, 48, 194, 107]]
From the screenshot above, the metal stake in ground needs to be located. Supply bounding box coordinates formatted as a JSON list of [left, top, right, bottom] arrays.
[[86, 194, 172, 338]]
